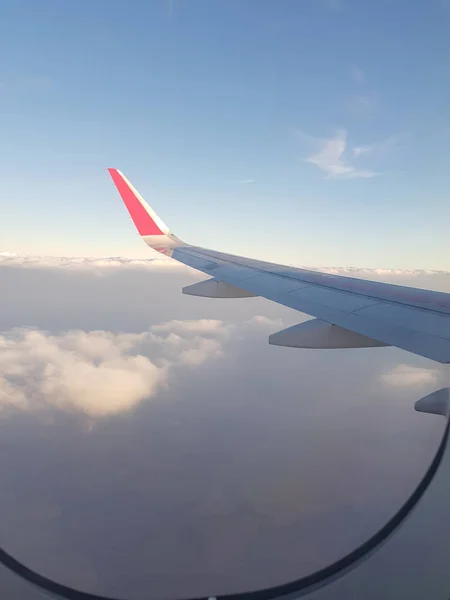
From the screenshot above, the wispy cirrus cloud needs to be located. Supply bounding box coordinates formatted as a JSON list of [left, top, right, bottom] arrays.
[[296, 128, 399, 180], [237, 179, 255, 184], [351, 92, 379, 114], [347, 65, 379, 115], [304, 129, 376, 179], [352, 135, 399, 159]]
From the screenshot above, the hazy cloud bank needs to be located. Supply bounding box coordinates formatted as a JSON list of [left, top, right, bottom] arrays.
[[0, 256, 448, 598], [0, 252, 182, 270]]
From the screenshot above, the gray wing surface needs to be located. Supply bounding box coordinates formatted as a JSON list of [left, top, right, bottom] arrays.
[[174, 245, 450, 363]]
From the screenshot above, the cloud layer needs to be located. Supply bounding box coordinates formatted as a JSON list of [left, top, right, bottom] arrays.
[[0, 253, 182, 270], [0, 256, 448, 598], [3, 252, 448, 278]]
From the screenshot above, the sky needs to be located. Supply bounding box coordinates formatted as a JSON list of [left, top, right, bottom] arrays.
[[1, 0, 450, 269], [1, 2, 450, 599], [0, 256, 450, 599]]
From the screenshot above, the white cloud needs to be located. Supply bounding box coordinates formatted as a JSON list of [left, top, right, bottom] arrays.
[[352, 135, 398, 159], [0, 321, 231, 418], [152, 319, 232, 337], [177, 338, 223, 365], [380, 364, 440, 388], [352, 145, 374, 158], [0, 316, 308, 418], [247, 315, 284, 328], [237, 179, 255, 184], [306, 130, 376, 179], [151, 320, 233, 365], [0, 254, 183, 270], [2, 253, 438, 279], [307, 266, 449, 276]]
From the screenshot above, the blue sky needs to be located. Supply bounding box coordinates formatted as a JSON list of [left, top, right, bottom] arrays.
[[1, 0, 449, 268]]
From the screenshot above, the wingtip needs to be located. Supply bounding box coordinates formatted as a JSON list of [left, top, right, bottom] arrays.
[[107, 167, 122, 178], [108, 168, 167, 236]]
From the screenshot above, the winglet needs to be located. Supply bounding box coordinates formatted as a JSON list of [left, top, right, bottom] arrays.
[[108, 168, 184, 255], [108, 168, 170, 237]]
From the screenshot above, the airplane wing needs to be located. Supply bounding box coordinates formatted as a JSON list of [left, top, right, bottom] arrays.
[[108, 168, 450, 365]]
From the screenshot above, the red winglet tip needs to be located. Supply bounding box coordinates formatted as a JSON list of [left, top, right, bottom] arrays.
[[108, 169, 164, 236]]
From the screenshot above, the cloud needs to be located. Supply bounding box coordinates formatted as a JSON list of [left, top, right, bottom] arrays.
[[247, 315, 284, 328], [305, 130, 376, 179], [151, 319, 232, 364], [0, 321, 231, 418], [237, 179, 255, 184], [311, 266, 449, 276], [352, 135, 398, 159], [177, 338, 223, 365], [350, 66, 366, 85], [0, 314, 301, 419], [380, 364, 440, 388], [152, 319, 231, 337], [0, 254, 183, 270], [350, 93, 379, 116], [0, 261, 448, 598], [1, 252, 443, 279], [352, 145, 374, 158], [346, 66, 380, 116], [0, 316, 296, 419]]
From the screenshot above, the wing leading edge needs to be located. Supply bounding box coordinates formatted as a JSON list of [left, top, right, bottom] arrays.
[[108, 168, 450, 364]]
